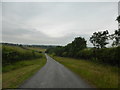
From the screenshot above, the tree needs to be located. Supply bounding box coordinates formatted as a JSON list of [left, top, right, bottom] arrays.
[[54, 46, 64, 56], [66, 37, 87, 57], [111, 29, 120, 46], [46, 36, 87, 57], [116, 15, 120, 23], [90, 30, 109, 48], [71, 37, 87, 51], [110, 16, 120, 47]]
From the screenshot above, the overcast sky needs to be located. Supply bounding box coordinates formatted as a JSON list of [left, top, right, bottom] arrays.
[[2, 2, 118, 46]]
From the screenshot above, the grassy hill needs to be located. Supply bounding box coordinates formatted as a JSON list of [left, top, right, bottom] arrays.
[[2, 44, 47, 88]]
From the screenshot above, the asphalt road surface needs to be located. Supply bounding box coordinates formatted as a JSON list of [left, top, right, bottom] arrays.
[[20, 54, 92, 88]]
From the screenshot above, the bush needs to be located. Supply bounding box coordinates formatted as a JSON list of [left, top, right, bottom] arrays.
[[2, 45, 43, 66], [77, 49, 93, 59], [95, 47, 119, 65], [77, 47, 119, 66]]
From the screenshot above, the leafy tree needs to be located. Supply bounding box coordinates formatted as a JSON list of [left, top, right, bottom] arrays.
[[46, 36, 87, 57], [111, 29, 120, 46], [110, 15, 120, 47], [90, 30, 109, 48], [54, 46, 64, 56], [71, 37, 86, 51], [111, 16, 120, 46], [116, 15, 120, 23], [64, 37, 87, 57]]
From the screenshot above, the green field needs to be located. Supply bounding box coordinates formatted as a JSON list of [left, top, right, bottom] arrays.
[[26, 47, 46, 52], [2, 57, 46, 88], [52, 56, 119, 88]]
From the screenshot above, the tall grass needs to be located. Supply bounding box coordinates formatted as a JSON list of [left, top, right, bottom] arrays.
[[2, 57, 46, 88], [52, 56, 119, 88]]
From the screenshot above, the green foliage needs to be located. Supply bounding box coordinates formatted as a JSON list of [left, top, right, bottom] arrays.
[[76, 48, 93, 59], [66, 37, 87, 57], [53, 56, 119, 88], [96, 47, 119, 65], [2, 55, 46, 72], [45, 47, 57, 54], [111, 29, 120, 46], [46, 35, 119, 66], [2, 57, 46, 88], [90, 30, 109, 48], [46, 36, 87, 58], [2, 45, 43, 66], [116, 15, 120, 23], [46, 28, 120, 66], [77, 47, 120, 66]]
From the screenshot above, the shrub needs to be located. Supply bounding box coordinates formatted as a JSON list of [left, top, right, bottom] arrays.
[[95, 47, 120, 66], [70, 47, 119, 66], [77, 47, 120, 66], [2, 45, 42, 66]]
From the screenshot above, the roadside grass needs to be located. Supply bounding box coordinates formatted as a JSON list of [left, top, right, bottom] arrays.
[[2, 56, 46, 88], [0, 44, 2, 48], [52, 56, 119, 88], [0, 67, 1, 89], [2, 58, 44, 72], [0, 44, 2, 89]]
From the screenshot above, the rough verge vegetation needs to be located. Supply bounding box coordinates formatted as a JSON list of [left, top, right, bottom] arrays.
[[52, 56, 119, 88]]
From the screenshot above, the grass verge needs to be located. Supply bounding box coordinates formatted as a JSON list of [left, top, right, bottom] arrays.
[[2, 56, 46, 88], [52, 56, 119, 88]]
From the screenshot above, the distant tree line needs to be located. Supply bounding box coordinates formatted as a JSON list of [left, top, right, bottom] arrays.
[[2, 43, 57, 49], [46, 16, 120, 66]]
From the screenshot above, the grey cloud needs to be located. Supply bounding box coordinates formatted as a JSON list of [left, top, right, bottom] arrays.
[[2, 28, 77, 45], [2, 2, 118, 47]]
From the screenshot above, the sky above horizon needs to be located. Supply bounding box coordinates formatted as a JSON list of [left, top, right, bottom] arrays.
[[2, 2, 118, 46]]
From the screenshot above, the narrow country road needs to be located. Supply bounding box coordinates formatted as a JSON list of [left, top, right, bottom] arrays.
[[20, 54, 92, 88]]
